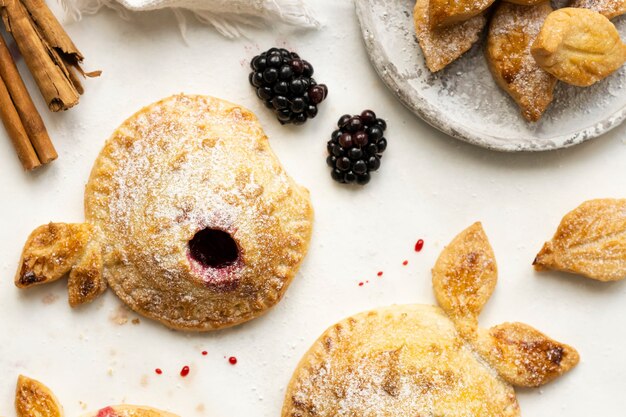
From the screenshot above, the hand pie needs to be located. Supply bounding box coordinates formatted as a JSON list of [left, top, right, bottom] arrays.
[[414, 0, 487, 72], [282, 223, 578, 417], [14, 376, 178, 417], [534, 199, 626, 281], [14, 94, 314, 331], [570, 0, 626, 19], [486, 1, 556, 122], [429, 0, 495, 28], [531, 8, 626, 86], [504, 0, 546, 4]]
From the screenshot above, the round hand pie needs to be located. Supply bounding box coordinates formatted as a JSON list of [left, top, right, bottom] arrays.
[[531, 7, 626, 86], [14, 94, 314, 331], [283, 223, 578, 417]]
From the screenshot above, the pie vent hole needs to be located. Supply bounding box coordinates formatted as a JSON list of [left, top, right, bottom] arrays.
[[189, 228, 239, 268]]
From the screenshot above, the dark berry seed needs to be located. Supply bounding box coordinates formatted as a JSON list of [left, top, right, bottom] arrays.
[[353, 160, 367, 175], [290, 59, 304, 75], [360, 110, 376, 125], [377, 138, 387, 153], [336, 157, 351, 171], [376, 118, 387, 131], [293, 113, 308, 125], [344, 171, 357, 183], [273, 81, 289, 95], [368, 156, 381, 171], [326, 155, 336, 167], [302, 60, 314, 77], [348, 147, 363, 160], [347, 116, 363, 133], [306, 105, 318, 118], [268, 54, 283, 68], [337, 114, 351, 128], [331, 130, 342, 141], [279, 65, 293, 80], [331, 169, 343, 182], [366, 143, 378, 156], [332, 145, 344, 157], [289, 78, 306, 94], [257, 87, 273, 100], [290, 97, 306, 113], [263, 68, 278, 84], [308, 86, 325, 104], [356, 172, 371, 185], [354, 131, 368, 146], [339, 133, 353, 148], [367, 126, 383, 141], [272, 96, 289, 110]]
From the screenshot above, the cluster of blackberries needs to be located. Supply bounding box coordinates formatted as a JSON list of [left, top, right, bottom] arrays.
[[326, 110, 387, 185], [249, 48, 328, 125]]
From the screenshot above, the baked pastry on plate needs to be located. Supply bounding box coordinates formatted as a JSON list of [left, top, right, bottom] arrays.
[[14, 375, 178, 417], [429, 0, 495, 28], [282, 223, 578, 417], [414, 0, 487, 72], [570, 0, 626, 19], [15, 94, 313, 331], [486, 1, 556, 122]]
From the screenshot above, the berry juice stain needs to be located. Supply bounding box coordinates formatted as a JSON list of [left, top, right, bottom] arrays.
[[155, 368, 162, 375], [358, 282, 364, 286], [377, 271, 383, 277], [229, 356, 238, 365], [402, 260, 408, 266], [415, 239, 424, 252], [96, 407, 117, 417], [180, 366, 190, 377], [202, 351, 208, 356]]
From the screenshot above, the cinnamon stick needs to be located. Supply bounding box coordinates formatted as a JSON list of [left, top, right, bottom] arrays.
[[0, 74, 40, 170], [0, 0, 80, 111], [0, 32, 57, 163]]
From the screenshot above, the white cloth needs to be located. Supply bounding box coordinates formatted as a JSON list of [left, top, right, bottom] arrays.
[[59, 0, 320, 38]]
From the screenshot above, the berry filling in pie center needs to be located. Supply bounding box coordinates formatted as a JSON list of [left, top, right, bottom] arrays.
[[189, 228, 239, 269]]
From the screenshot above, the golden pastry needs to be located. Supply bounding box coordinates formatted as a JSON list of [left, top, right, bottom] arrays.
[[531, 8, 626, 86], [414, 0, 487, 72], [504, 0, 546, 5], [14, 376, 177, 417], [534, 199, 626, 281], [282, 223, 578, 417], [429, 0, 495, 28], [570, 0, 626, 19], [486, 1, 556, 122], [15, 94, 314, 331]]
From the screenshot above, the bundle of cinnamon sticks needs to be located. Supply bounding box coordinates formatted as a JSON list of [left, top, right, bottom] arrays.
[[0, 0, 98, 170]]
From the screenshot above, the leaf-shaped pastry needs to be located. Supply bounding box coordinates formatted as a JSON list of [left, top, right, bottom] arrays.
[[534, 199, 626, 281], [83, 406, 178, 417], [68, 240, 106, 307], [474, 322, 580, 387], [531, 8, 626, 86], [15, 223, 95, 288], [570, 0, 626, 19], [15, 375, 64, 417], [414, 0, 487, 72], [432, 222, 497, 336], [429, 0, 495, 29]]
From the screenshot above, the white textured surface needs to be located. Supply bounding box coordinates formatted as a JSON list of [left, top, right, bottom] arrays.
[[0, 1, 626, 416]]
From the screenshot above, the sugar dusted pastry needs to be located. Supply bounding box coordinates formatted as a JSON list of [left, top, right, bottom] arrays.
[[429, 0, 495, 28], [14, 376, 178, 417], [504, 0, 546, 5], [414, 0, 487, 72], [282, 223, 578, 417], [531, 8, 626, 86], [486, 1, 556, 122], [534, 199, 626, 281], [570, 0, 626, 19], [15, 94, 313, 331]]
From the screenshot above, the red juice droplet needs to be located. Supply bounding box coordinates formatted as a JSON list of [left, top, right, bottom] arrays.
[[229, 356, 238, 365], [377, 271, 383, 277], [155, 368, 162, 375], [415, 239, 424, 252], [202, 351, 208, 356], [180, 366, 190, 377], [402, 260, 408, 266], [358, 282, 364, 286]]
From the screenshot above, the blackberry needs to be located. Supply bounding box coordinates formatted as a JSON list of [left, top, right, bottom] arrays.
[[249, 48, 328, 125], [326, 110, 387, 185]]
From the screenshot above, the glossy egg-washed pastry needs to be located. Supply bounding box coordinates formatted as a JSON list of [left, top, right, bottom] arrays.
[[283, 223, 578, 417], [14, 94, 313, 331], [14, 375, 177, 417]]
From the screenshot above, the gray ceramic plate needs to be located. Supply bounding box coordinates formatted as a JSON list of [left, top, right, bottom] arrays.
[[356, 0, 626, 152]]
